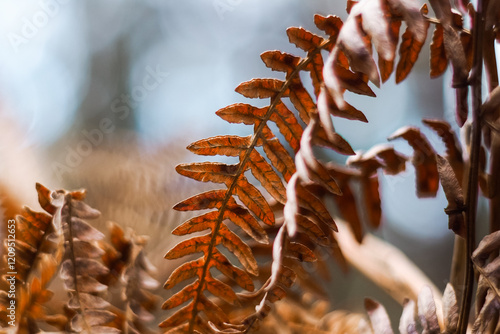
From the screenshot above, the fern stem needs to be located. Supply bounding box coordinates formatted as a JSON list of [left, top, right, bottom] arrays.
[[483, 24, 500, 235], [458, 1, 486, 332], [65, 193, 91, 333], [187, 37, 335, 333]]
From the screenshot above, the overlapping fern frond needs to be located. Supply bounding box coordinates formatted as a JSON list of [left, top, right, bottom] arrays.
[[0, 184, 160, 333], [56, 189, 119, 334], [0, 184, 65, 332], [160, 14, 364, 334], [161, 0, 446, 332], [101, 221, 160, 333]]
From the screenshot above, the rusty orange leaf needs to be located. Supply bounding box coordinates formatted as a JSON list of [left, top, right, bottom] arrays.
[[314, 14, 343, 42], [216, 103, 266, 125], [389, 126, 439, 197], [188, 135, 252, 157], [246, 149, 287, 204], [261, 50, 301, 74], [396, 22, 429, 83], [235, 79, 288, 99], [430, 24, 448, 78], [286, 27, 325, 52]]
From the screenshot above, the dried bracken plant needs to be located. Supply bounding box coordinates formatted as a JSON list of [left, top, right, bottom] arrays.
[[2, 0, 500, 332], [160, 14, 355, 333], [163, 0, 500, 332], [57, 187, 119, 333], [101, 221, 160, 333], [0, 184, 158, 333], [364, 284, 458, 334], [471, 231, 500, 333], [0, 184, 65, 332]]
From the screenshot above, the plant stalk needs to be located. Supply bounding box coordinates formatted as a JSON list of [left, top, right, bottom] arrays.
[[457, 0, 486, 332], [483, 23, 500, 234]]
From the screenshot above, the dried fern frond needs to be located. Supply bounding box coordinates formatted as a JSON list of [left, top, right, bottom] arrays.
[[62, 139, 191, 280], [55, 187, 120, 333], [0, 184, 65, 332], [161, 0, 489, 332], [160, 13, 360, 334], [364, 284, 457, 334], [161, 0, 444, 331], [472, 231, 500, 334], [101, 221, 160, 333]]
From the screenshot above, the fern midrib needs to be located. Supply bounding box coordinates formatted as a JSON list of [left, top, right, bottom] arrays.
[[187, 36, 335, 333], [65, 193, 92, 333]]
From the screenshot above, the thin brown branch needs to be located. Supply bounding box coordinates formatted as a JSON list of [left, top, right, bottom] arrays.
[[458, 0, 487, 331]]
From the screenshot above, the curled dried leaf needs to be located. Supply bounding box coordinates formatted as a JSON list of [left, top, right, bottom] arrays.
[[337, 13, 380, 87], [417, 286, 440, 334], [430, 24, 448, 78], [442, 284, 458, 333], [388, 126, 439, 197], [396, 21, 430, 83], [365, 298, 394, 334], [314, 14, 343, 41], [422, 119, 463, 175], [436, 155, 465, 238], [399, 299, 417, 334]]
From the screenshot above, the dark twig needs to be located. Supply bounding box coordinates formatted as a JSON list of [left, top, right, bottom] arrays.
[[457, 0, 486, 332]]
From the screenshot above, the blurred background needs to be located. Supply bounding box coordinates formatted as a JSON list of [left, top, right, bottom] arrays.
[[0, 0, 485, 324]]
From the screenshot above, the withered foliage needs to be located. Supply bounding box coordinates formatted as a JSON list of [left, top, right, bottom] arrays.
[[0, 184, 65, 332], [472, 231, 500, 334], [365, 284, 458, 334], [0, 185, 158, 333], [2, 0, 500, 332], [163, 0, 500, 332], [101, 222, 160, 334]]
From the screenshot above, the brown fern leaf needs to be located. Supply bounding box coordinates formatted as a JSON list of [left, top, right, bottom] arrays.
[[229, 115, 350, 333], [311, 145, 407, 242], [243, 224, 334, 301], [427, 1, 470, 126], [366, 285, 457, 333], [286, 26, 327, 98], [0, 183, 66, 331], [99, 221, 133, 287], [55, 188, 120, 333], [98, 221, 160, 333], [472, 231, 500, 334], [427, 1, 468, 87], [161, 15, 350, 333], [430, 24, 448, 78], [396, 4, 430, 83], [436, 155, 466, 238], [325, 164, 364, 242], [384, 120, 468, 235], [220, 224, 321, 334], [323, 0, 428, 124], [422, 119, 463, 180], [347, 145, 408, 229], [388, 126, 439, 197]]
